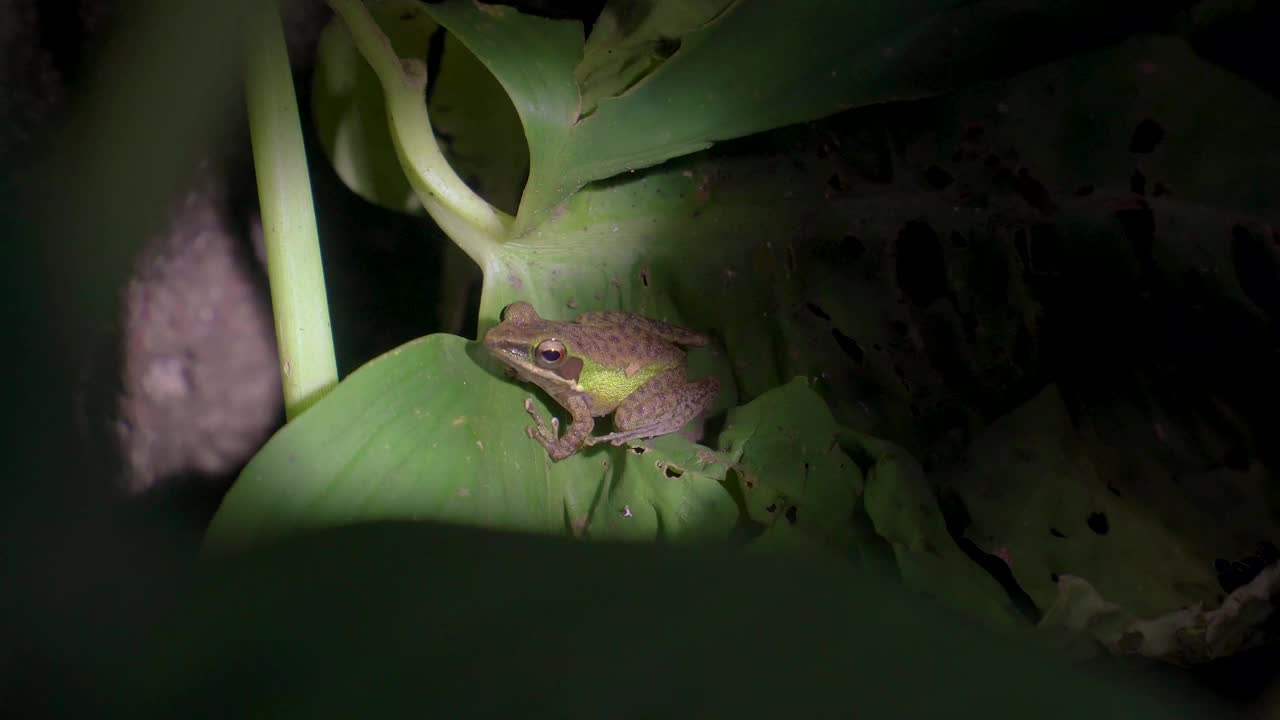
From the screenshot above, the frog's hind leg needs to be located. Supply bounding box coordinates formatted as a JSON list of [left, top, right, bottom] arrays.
[[586, 369, 719, 447]]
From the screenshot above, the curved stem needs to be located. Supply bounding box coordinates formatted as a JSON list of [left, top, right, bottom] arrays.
[[326, 0, 512, 264], [246, 0, 338, 419]]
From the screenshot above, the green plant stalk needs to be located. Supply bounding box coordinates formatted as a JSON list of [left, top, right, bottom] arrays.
[[246, 0, 339, 419], [326, 0, 512, 265]]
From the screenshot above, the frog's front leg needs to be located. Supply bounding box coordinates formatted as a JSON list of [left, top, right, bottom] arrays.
[[523, 395, 594, 461]]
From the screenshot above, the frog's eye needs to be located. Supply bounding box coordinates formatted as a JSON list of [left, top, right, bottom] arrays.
[[534, 339, 566, 367]]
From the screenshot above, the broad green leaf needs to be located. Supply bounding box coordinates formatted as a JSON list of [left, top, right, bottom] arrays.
[[413, 0, 581, 234], [48, 523, 1226, 718], [719, 377, 866, 549], [719, 377, 1022, 627], [204, 334, 739, 552], [311, 0, 434, 213], [845, 427, 1027, 629], [423, 0, 1197, 232], [575, 0, 734, 119], [939, 384, 1280, 621], [312, 0, 526, 214], [227, 21, 1280, 650], [576, 433, 740, 542], [455, 34, 1279, 467], [903, 35, 1280, 216], [429, 32, 529, 215]]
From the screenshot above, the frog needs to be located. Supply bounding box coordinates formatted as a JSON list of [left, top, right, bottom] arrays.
[[483, 301, 720, 461]]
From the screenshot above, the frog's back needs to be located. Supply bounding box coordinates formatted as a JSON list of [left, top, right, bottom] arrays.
[[566, 323, 685, 370], [574, 310, 710, 347], [566, 324, 682, 414]]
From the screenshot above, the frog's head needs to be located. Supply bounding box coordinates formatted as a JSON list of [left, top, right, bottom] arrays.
[[483, 302, 585, 393]]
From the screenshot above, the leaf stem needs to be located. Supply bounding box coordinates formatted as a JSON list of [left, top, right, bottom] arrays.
[[246, 0, 339, 419], [326, 0, 512, 263]]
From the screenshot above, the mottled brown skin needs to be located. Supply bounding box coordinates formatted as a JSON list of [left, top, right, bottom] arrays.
[[483, 302, 719, 461]]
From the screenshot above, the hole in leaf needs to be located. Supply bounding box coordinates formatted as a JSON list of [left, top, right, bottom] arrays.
[[1259, 541, 1278, 563], [424, 28, 446, 103], [662, 463, 683, 479], [896, 221, 947, 307], [1215, 551, 1272, 593], [843, 234, 866, 259], [831, 328, 863, 363], [1130, 169, 1146, 195], [1028, 223, 1061, 274], [785, 506, 798, 524], [805, 302, 831, 321], [924, 164, 953, 189], [1115, 207, 1156, 270], [653, 36, 680, 59], [1013, 168, 1056, 214], [1232, 224, 1280, 321], [1129, 118, 1165, 154], [765, 503, 778, 513], [1224, 446, 1250, 471], [1013, 227, 1030, 269], [1086, 512, 1110, 535]]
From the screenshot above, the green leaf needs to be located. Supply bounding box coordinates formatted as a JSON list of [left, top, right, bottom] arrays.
[[232, 23, 1280, 645], [428, 32, 530, 215], [907, 35, 1280, 216], [576, 433, 740, 542], [311, 0, 433, 213], [719, 377, 866, 547], [204, 334, 739, 552], [846, 427, 1028, 629], [718, 377, 1023, 627], [414, 0, 581, 233], [424, 0, 1194, 232], [575, 0, 735, 119], [939, 384, 1280, 621], [47, 523, 1225, 718], [312, 0, 527, 215]]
